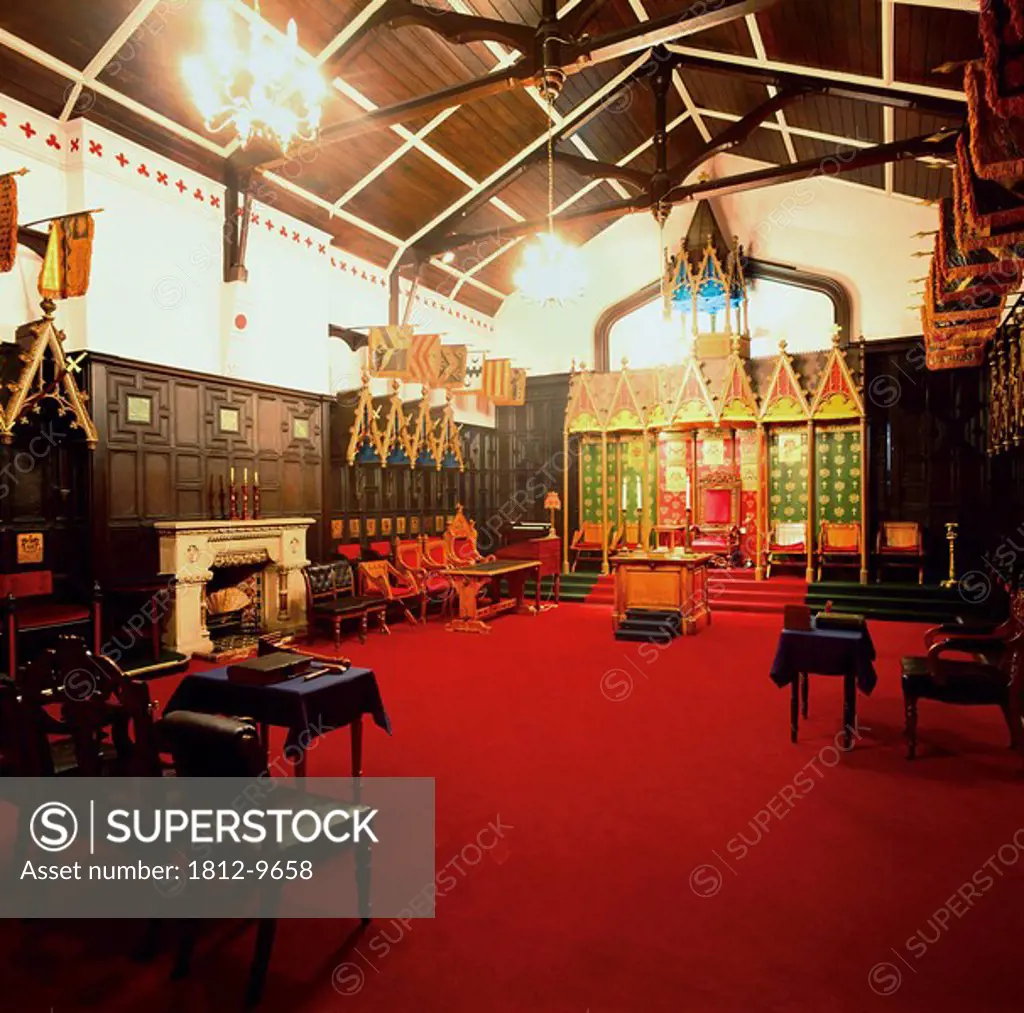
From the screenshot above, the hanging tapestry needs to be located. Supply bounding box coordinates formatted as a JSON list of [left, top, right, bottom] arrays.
[[368, 325, 414, 378], [462, 351, 485, 393], [580, 439, 619, 526], [437, 344, 468, 388], [483, 358, 511, 401], [657, 433, 690, 527], [814, 427, 862, 527], [0, 174, 16, 274], [38, 213, 94, 300], [616, 436, 657, 530], [408, 332, 442, 385], [738, 430, 760, 561], [769, 429, 808, 525]]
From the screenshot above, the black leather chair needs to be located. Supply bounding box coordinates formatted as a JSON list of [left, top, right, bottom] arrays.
[[900, 630, 1024, 760], [303, 559, 387, 646], [154, 710, 371, 1007]]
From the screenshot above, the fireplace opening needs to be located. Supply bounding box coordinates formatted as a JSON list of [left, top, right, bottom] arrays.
[[204, 561, 266, 656]]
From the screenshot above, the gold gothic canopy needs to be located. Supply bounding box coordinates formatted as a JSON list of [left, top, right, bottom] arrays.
[[346, 373, 464, 470], [565, 334, 864, 435]]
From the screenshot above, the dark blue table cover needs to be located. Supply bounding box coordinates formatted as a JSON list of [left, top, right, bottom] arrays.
[[769, 621, 877, 695], [165, 663, 392, 737]]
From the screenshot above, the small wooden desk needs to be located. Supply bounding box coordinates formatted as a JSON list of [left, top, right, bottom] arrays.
[[494, 536, 561, 602], [445, 560, 541, 634], [611, 550, 712, 635]]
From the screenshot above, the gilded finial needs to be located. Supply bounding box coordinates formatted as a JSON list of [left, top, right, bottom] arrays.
[[621, 356, 629, 369], [778, 338, 788, 353], [831, 324, 841, 347]]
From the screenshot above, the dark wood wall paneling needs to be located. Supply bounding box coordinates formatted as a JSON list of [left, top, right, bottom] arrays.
[[326, 374, 573, 555], [88, 354, 330, 586], [0, 402, 92, 593], [864, 339, 1009, 587]]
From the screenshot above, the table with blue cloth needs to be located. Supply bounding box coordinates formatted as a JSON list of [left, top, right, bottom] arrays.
[[165, 662, 391, 778], [769, 619, 876, 747]]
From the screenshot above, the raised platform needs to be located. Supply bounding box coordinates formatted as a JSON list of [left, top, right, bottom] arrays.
[[805, 581, 991, 624], [528, 569, 989, 624]]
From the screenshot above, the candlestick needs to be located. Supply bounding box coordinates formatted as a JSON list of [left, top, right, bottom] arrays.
[[230, 466, 235, 484], [685, 475, 692, 511], [940, 522, 959, 588], [241, 468, 249, 521], [635, 474, 642, 509], [621, 476, 627, 511]]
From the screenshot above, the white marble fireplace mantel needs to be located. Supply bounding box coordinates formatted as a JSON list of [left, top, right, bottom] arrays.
[[154, 517, 316, 656]]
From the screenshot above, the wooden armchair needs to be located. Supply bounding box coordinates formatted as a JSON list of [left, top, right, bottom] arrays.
[[2, 570, 102, 675], [764, 521, 808, 580], [395, 538, 453, 616], [876, 521, 925, 584], [817, 521, 862, 581], [569, 522, 619, 572], [359, 559, 425, 625], [443, 505, 496, 566], [303, 559, 387, 646], [900, 630, 1024, 760]]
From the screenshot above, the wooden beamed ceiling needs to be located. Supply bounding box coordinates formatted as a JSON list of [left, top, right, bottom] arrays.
[[0, 0, 979, 316]]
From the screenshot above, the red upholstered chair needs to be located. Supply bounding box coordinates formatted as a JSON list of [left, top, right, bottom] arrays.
[[358, 559, 425, 625], [421, 535, 449, 571], [367, 539, 393, 561], [876, 521, 925, 584], [1, 571, 102, 676], [395, 538, 452, 617], [335, 543, 362, 563], [569, 522, 619, 571], [690, 482, 740, 560], [765, 521, 808, 579], [817, 522, 862, 581]]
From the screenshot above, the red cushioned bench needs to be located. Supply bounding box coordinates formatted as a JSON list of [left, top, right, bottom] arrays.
[[1, 571, 102, 675]]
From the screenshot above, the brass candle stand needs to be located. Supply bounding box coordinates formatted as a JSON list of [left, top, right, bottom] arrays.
[[940, 522, 959, 588]]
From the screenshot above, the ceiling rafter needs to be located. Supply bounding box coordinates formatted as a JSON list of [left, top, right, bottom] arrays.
[[626, 0, 712, 144], [882, 0, 896, 194], [58, 0, 164, 122], [668, 44, 967, 109], [450, 105, 698, 297], [744, 13, 798, 164], [395, 49, 654, 270]]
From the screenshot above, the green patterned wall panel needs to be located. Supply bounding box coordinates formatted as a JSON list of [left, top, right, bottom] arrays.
[[815, 427, 862, 526], [617, 437, 658, 528], [769, 429, 809, 525], [580, 440, 619, 526]]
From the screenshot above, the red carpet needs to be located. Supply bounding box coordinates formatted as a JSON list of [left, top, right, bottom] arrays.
[[2, 608, 1022, 1012]]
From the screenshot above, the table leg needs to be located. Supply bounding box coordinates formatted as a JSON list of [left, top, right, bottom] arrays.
[[800, 673, 809, 719], [351, 716, 363, 804], [535, 566, 541, 613], [285, 728, 307, 781], [790, 677, 799, 744], [350, 715, 363, 779], [843, 673, 856, 749], [554, 573, 561, 604]]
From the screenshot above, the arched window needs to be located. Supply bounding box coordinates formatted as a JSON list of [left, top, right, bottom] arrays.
[[595, 260, 852, 371]]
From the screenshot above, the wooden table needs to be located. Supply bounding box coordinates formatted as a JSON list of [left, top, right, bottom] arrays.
[[445, 559, 541, 634], [611, 550, 712, 635]]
